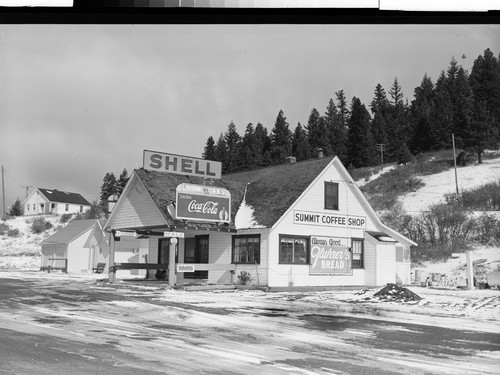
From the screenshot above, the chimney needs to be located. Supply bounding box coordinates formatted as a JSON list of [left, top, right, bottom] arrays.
[[317, 148, 324, 159], [285, 156, 296, 164]]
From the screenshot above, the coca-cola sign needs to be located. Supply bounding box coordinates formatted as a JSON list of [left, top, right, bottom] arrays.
[[176, 183, 231, 223]]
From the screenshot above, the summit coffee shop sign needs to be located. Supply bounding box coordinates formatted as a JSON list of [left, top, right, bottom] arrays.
[[176, 183, 231, 223], [143, 150, 222, 179]]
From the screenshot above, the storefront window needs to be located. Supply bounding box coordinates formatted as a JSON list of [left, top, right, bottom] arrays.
[[324, 181, 339, 210], [232, 235, 260, 264], [279, 235, 309, 264], [352, 239, 364, 268]]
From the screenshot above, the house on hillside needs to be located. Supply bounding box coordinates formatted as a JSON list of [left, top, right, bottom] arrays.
[[41, 219, 98, 273], [23, 188, 91, 216], [104, 156, 416, 288]]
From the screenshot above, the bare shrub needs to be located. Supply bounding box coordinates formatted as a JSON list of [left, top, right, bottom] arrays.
[[31, 218, 53, 234], [7, 228, 19, 237], [0, 223, 9, 235]]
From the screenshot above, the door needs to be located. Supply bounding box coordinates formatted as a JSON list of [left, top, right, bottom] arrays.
[[157, 238, 178, 280], [184, 235, 209, 279]]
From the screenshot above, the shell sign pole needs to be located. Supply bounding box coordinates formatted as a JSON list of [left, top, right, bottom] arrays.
[[176, 183, 231, 223]]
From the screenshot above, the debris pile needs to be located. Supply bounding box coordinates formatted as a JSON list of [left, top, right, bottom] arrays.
[[373, 283, 422, 302]]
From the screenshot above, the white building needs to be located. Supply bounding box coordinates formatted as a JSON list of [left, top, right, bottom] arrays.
[[23, 188, 91, 216], [41, 219, 97, 273], [104, 156, 416, 288]]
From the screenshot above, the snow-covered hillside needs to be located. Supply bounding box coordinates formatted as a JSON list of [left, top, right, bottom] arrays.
[[0, 215, 66, 270], [400, 155, 500, 214]]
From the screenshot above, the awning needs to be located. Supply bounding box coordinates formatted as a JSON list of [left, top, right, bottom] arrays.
[[366, 231, 397, 242]]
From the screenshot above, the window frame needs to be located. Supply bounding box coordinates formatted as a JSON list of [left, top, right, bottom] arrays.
[[232, 234, 261, 265], [324, 181, 339, 210], [278, 234, 310, 265], [351, 238, 364, 269]]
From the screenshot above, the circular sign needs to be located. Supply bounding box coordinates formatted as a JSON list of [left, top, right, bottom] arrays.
[[170, 238, 178, 245]]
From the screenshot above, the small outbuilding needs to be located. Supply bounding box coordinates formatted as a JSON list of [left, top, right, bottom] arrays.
[[41, 219, 97, 273]]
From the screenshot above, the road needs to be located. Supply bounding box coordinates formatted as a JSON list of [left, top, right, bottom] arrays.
[[0, 274, 499, 374]]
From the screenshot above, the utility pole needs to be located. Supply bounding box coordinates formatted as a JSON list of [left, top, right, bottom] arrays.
[[1, 165, 5, 217], [452, 133, 459, 195], [377, 144, 386, 166]]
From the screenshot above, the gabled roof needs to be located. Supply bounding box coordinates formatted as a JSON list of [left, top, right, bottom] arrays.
[[84, 218, 109, 249], [223, 157, 334, 227], [37, 188, 91, 206], [132, 168, 247, 231], [111, 157, 416, 247], [42, 219, 96, 245]]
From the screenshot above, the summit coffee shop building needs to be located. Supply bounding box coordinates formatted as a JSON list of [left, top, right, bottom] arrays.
[[104, 150, 416, 288]]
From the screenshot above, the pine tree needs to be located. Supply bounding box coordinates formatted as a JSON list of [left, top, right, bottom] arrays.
[[432, 71, 454, 148], [347, 97, 376, 168], [117, 169, 129, 196], [203, 136, 217, 161], [8, 198, 23, 216], [386, 77, 411, 161], [452, 65, 474, 148], [370, 84, 390, 151], [336, 90, 349, 129], [99, 172, 118, 212], [306, 108, 330, 155], [241, 123, 258, 170], [324, 98, 347, 161], [270, 110, 292, 164], [224, 121, 242, 173], [214, 133, 228, 173], [410, 74, 436, 152], [465, 100, 499, 163], [469, 48, 500, 136], [254, 122, 271, 167], [292, 123, 311, 161]]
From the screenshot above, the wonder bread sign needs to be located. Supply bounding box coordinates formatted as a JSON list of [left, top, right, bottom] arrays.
[[143, 150, 222, 179]]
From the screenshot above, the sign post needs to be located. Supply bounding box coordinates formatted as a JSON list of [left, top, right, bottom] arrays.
[[169, 241, 176, 286]]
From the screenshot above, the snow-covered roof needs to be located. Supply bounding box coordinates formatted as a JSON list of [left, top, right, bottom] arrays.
[[35, 188, 91, 206], [42, 219, 96, 245]]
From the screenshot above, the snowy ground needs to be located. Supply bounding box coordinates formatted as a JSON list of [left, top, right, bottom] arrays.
[[400, 156, 500, 214], [0, 215, 63, 257]]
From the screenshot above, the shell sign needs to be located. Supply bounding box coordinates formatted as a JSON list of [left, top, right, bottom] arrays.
[[176, 183, 231, 223]]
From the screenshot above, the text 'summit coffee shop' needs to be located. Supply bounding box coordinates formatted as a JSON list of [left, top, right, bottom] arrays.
[[103, 150, 416, 288]]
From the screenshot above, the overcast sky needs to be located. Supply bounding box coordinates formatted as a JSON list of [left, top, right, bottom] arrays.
[[1, 24, 499, 212]]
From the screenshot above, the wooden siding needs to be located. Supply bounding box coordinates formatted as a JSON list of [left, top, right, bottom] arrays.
[[108, 176, 167, 230], [66, 227, 93, 273], [268, 162, 381, 287], [363, 235, 377, 286], [375, 243, 397, 286]]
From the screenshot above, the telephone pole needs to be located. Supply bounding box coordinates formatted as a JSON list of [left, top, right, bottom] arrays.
[[377, 144, 386, 166], [1, 166, 5, 217], [452, 134, 459, 195]]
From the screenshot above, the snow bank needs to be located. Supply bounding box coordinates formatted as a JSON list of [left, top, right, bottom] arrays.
[[234, 185, 265, 229]]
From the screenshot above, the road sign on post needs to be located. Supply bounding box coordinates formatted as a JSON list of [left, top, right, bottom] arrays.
[[164, 231, 184, 238]]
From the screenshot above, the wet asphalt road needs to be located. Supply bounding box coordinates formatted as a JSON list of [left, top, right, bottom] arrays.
[[0, 275, 499, 375]]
